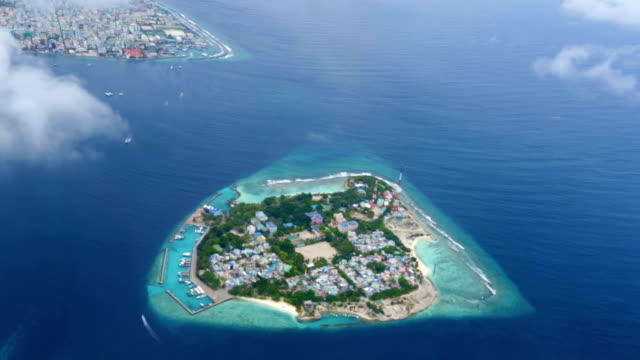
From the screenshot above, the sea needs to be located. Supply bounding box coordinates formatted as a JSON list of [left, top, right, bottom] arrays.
[[1, 0, 640, 358]]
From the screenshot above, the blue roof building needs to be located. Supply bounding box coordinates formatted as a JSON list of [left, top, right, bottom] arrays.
[[266, 221, 278, 235]]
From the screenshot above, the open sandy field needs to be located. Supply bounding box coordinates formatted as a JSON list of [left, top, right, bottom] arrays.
[[295, 241, 338, 260]]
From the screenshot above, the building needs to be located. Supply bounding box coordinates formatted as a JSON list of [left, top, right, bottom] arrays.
[[332, 212, 346, 226], [338, 220, 359, 233], [306, 211, 324, 224], [265, 221, 278, 235], [255, 211, 268, 222], [246, 224, 256, 235], [124, 47, 143, 58]]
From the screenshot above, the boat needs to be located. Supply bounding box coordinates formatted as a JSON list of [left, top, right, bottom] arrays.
[[124, 137, 132, 144], [119, 92, 125, 96], [182, 252, 192, 257], [197, 294, 207, 299], [105, 92, 113, 97]]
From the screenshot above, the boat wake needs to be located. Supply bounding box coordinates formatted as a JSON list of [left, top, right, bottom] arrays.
[[141, 315, 161, 343]]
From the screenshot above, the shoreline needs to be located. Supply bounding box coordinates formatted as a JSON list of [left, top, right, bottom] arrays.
[[237, 297, 299, 317], [152, 172, 492, 325]]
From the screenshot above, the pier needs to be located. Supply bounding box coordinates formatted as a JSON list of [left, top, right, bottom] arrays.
[[165, 290, 233, 315], [158, 248, 169, 285], [205, 192, 222, 206]]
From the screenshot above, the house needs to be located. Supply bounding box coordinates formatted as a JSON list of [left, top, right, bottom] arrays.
[[306, 211, 324, 224], [256, 223, 266, 232], [332, 212, 346, 226], [255, 211, 268, 222], [246, 224, 256, 235], [311, 224, 324, 236], [283, 222, 294, 228], [338, 220, 359, 233], [124, 47, 143, 58], [265, 221, 278, 235]]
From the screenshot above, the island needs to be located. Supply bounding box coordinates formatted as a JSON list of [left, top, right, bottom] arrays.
[[0, 0, 232, 59], [158, 174, 444, 322]]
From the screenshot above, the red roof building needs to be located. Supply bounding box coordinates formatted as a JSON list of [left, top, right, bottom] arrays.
[[125, 48, 144, 58]]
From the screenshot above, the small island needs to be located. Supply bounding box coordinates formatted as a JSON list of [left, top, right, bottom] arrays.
[[0, 0, 232, 59], [160, 174, 441, 322]]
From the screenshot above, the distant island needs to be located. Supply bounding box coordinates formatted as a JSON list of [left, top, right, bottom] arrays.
[[0, 0, 232, 59], [158, 174, 442, 322]]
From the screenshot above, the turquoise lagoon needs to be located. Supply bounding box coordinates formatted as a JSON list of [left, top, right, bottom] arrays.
[[147, 148, 532, 329]]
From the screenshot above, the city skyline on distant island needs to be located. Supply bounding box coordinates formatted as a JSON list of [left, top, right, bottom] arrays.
[[0, 0, 232, 60]]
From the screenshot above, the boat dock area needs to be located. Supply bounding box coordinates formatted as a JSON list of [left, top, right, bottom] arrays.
[[153, 189, 239, 315]]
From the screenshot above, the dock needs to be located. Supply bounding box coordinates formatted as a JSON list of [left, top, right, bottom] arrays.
[[205, 192, 222, 206], [165, 290, 231, 315], [158, 248, 169, 285]]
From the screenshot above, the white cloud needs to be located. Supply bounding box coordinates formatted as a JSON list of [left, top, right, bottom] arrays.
[[563, 0, 640, 28], [0, 29, 127, 163], [533, 44, 640, 96]]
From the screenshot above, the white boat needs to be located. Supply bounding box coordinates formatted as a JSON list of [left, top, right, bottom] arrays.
[[105, 92, 113, 97], [119, 92, 125, 96], [182, 252, 192, 257], [124, 137, 132, 144]]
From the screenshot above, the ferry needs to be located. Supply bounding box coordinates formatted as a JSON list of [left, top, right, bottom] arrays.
[[124, 137, 132, 144]]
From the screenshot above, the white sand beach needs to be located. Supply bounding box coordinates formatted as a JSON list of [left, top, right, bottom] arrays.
[[238, 297, 299, 316]]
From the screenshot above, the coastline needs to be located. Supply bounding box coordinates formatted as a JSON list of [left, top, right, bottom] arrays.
[[237, 297, 299, 317], [148, 165, 530, 328]]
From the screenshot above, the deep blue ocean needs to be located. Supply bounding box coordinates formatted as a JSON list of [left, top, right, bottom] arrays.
[[1, 0, 639, 358]]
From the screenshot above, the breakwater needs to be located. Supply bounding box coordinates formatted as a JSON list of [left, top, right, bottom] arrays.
[[159, 248, 170, 285]]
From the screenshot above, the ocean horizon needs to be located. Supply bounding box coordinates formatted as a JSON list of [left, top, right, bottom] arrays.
[[1, 0, 639, 359]]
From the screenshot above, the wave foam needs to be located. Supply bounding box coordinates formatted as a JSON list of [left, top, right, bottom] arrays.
[[265, 171, 373, 187]]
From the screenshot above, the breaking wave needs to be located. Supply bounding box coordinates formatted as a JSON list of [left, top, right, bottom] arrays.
[[265, 171, 373, 186]]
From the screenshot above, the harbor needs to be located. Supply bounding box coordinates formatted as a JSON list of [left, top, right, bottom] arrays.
[[154, 190, 238, 315]]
